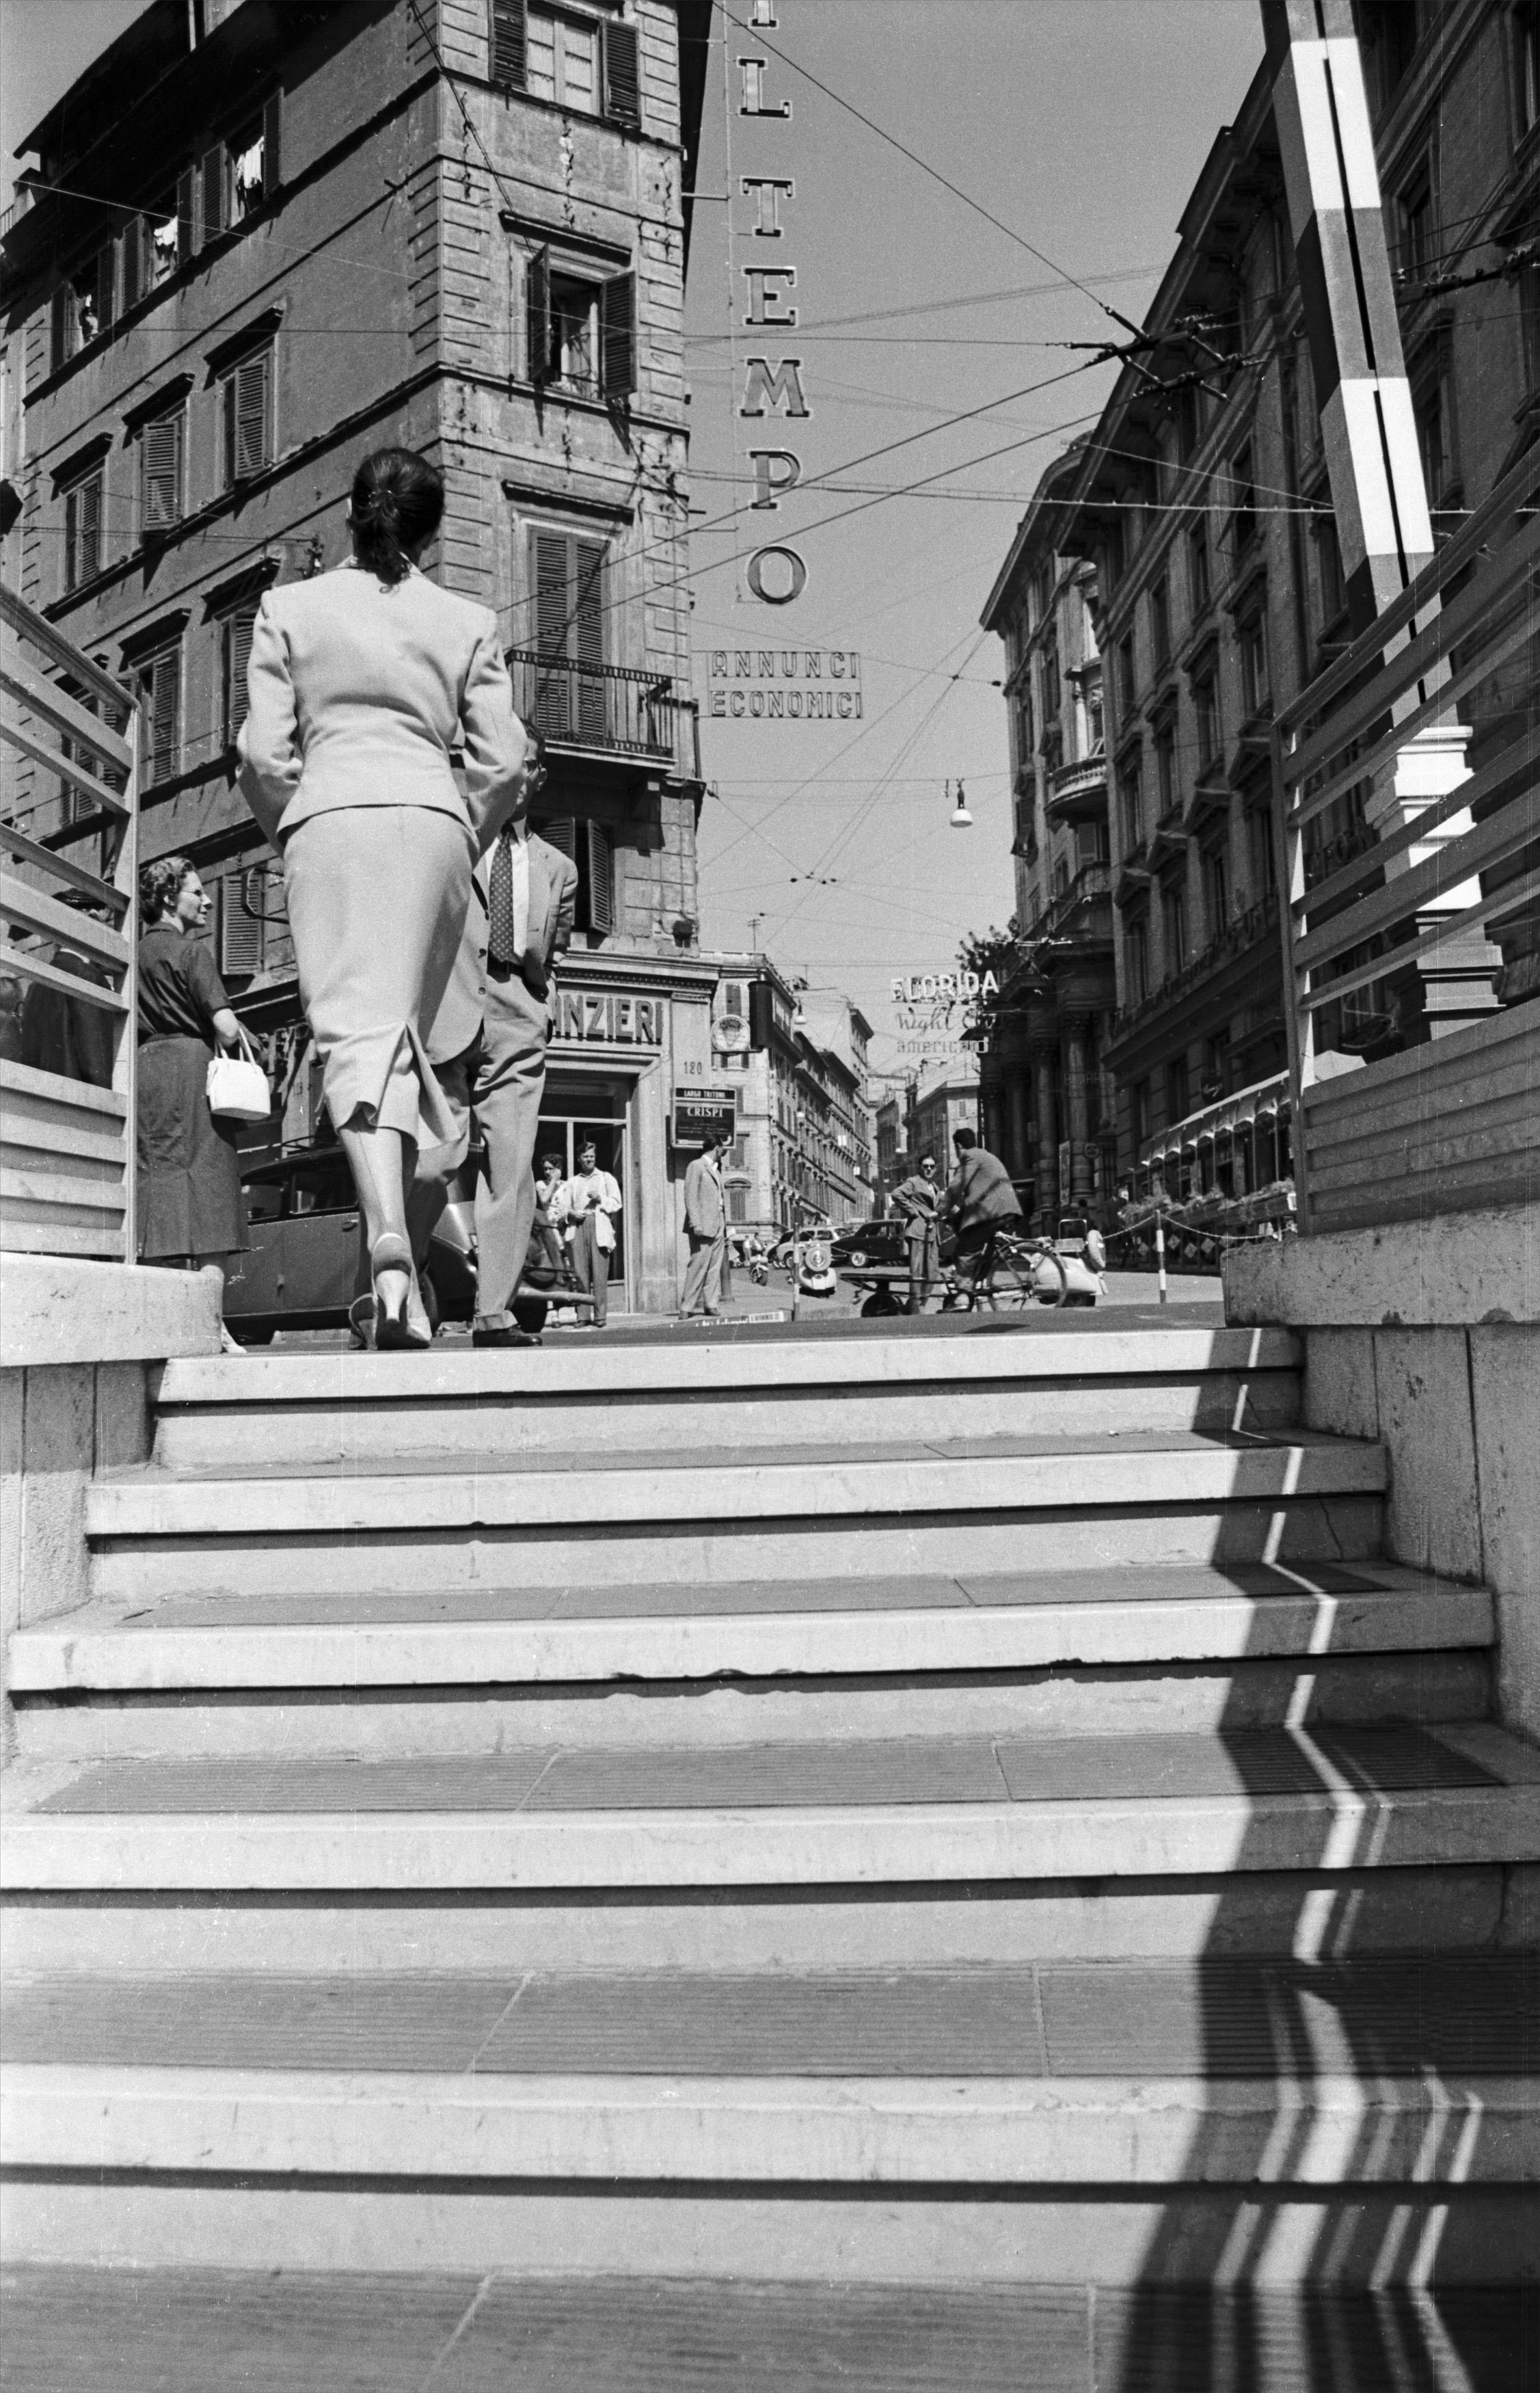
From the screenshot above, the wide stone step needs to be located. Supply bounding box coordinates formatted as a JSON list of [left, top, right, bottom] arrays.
[[5, 1724, 1535, 1893], [6, 1955, 1533, 2081], [148, 1326, 1303, 1469], [2, 2269, 1532, 2393], [6, 1563, 1494, 1761], [84, 1430, 1388, 1601], [14, 1562, 1487, 1692]]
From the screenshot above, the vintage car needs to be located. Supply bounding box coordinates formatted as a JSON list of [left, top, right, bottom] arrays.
[[223, 1149, 476, 1343], [223, 1147, 571, 1341]]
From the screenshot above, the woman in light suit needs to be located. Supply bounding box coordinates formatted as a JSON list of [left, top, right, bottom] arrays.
[[238, 447, 529, 1347]]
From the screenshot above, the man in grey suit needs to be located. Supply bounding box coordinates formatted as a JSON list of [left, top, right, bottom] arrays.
[[678, 1125, 729, 1320], [413, 738, 580, 1348]]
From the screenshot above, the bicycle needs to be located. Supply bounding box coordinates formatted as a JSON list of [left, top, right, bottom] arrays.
[[941, 1227, 1067, 1311]]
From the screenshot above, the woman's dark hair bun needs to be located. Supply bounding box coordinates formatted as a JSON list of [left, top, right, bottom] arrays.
[[139, 854, 195, 926], [350, 447, 444, 585]]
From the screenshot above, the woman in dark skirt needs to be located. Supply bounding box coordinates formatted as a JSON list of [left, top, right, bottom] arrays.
[[136, 857, 247, 1342]]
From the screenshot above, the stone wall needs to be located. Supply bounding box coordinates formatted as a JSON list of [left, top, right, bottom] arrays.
[[0, 1257, 221, 1761], [1226, 1205, 1540, 1740]]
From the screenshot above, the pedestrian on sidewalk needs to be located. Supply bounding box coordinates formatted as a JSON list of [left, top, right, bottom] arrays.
[[561, 1141, 623, 1328], [889, 1152, 941, 1313], [679, 1127, 729, 1318], [238, 445, 528, 1351], [941, 1127, 1023, 1309]]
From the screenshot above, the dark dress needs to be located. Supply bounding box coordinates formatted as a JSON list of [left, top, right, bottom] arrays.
[[136, 928, 247, 1259]]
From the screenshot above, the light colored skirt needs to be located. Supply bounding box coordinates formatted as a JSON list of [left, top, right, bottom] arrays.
[[283, 807, 471, 1146]]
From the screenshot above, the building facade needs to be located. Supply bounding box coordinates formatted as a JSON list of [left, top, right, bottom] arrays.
[[975, 3, 1540, 1229], [0, 0, 713, 1311], [706, 962, 876, 1236], [978, 446, 1116, 1231], [906, 1063, 980, 1182]]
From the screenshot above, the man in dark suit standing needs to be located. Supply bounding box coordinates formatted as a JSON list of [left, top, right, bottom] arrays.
[[941, 1126, 1023, 1311], [678, 1125, 729, 1320], [410, 738, 580, 1348]]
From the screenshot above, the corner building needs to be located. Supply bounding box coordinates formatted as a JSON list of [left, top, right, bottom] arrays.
[[0, 0, 712, 1313], [977, 7, 1540, 1229]]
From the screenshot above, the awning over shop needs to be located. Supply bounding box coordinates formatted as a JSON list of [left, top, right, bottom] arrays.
[[1138, 1069, 1288, 1172]]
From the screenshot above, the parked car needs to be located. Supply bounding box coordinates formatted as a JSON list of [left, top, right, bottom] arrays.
[[830, 1220, 908, 1271], [223, 1148, 479, 1343]]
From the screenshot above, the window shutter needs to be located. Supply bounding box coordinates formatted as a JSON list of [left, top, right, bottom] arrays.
[[599, 273, 636, 401], [604, 18, 641, 125], [491, 0, 528, 86], [95, 241, 116, 332], [51, 285, 71, 372], [218, 870, 265, 978], [228, 349, 271, 481], [176, 167, 196, 263], [571, 535, 606, 741], [262, 92, 282, 193], [532, 529, 572, 737], [140, 649, 180, 786], [202, 146, 227, 242], [120, 219, 143, 311], [72, 476, 102, 585], [224, 608, 256, 743], [142, 412, 182, 531], [541, 816, 576, 861], [585, 819, 614, 933], [526, 245, 551, 384]]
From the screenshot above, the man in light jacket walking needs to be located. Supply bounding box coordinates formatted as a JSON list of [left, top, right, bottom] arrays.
[[679, 1126, 729, 1320]]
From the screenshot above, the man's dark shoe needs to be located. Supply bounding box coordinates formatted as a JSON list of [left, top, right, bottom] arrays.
[[473, 1310, 541, 1348]]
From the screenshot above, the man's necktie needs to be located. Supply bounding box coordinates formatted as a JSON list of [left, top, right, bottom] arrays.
[[488, 827, 517, 964]]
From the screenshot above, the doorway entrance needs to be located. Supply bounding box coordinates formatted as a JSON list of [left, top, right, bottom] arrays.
[[537, 1073, 630, 1305]]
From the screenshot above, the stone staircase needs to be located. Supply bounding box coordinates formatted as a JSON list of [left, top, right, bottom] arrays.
[[1, 1320, 1536, 2390]]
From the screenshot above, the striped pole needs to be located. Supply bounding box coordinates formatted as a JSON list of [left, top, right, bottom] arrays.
[[1263, 0, 1433, 633]]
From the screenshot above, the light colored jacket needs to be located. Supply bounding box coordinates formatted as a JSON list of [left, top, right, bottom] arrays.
[[683, 1152, 725, 1239], [424, 830, 578, 1065], [237, 561, 527, 851]]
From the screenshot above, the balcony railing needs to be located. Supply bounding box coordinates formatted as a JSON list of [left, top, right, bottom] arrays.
[[1044, 752, 1109, 824], [1038, 859, 1111, 940], [506, 648, 701, 779], [1113, 887, 1279, 1036]]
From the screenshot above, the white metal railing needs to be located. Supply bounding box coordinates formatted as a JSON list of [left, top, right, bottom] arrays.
[[0, 581, 141, 1261], [1273, 443, 1540, 1236]]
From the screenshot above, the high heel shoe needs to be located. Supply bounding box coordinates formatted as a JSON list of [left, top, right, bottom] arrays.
[[371, 1234, 422, 1351]]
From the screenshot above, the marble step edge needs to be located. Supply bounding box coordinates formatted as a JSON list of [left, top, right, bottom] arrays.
[[85, 1441, 1388, 1541], [156, 1328, 1303, 1410], [5, 1780, 1538, 1893], [5, 1581, 1496, 1695], [3, 2063, 1535, 2186]]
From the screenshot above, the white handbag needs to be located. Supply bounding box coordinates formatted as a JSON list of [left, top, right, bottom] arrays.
[[206, 1024, 271, 1123]]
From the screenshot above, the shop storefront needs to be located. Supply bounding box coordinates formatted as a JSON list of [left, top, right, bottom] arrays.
[[538, 948, 721, 1315]]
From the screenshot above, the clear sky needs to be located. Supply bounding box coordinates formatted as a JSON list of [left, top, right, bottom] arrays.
[[1, 0, 1265, 1076]]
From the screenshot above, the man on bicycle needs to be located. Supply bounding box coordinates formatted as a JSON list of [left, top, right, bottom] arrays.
[[940, 1127, 1023, 1310]]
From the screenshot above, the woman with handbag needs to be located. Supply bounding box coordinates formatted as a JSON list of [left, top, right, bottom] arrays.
[[237, 446, 529, 1350], [135, 855, 249, 1350]]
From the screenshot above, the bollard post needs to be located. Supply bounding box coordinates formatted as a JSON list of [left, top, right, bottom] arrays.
[[1154, 1209, 1167, 1307]]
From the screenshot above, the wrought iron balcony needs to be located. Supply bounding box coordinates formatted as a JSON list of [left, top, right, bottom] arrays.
[[506, 648, 701, 780], [1038, 860, 1111, 942]]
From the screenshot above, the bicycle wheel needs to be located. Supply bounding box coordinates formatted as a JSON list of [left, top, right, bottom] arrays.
[[985, 1253, 1036, 1309]]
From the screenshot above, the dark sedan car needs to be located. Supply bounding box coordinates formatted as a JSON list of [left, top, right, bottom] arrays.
[[223, 1148, 481, 1343]]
